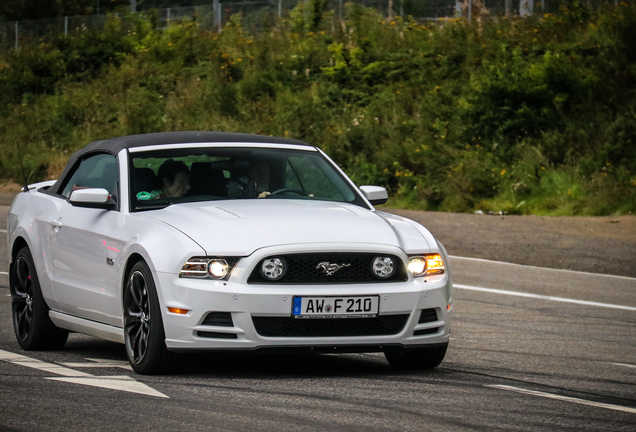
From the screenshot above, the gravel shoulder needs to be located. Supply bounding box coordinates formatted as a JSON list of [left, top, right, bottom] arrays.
[[385, 208, 636, 278], [2, 192, 634, 278]]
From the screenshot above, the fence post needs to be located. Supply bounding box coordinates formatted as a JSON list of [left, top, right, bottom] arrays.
[[65, 16, 68, 36], [468, 0, 472, 21], [278, 0, 282, 18], [167, 8, 171, 24], [213, 0, 218, 29], [15, 21, 18, 51], [400, 0, 403, 17], [505, 0, 511, 16], [520, 0, 533, 16], [216, 1, 222, 32], [339, 0, 343, 21], [131, 0, 136, 13]]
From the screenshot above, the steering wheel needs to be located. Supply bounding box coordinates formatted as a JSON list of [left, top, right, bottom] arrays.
[[270, 188, 307, 196]]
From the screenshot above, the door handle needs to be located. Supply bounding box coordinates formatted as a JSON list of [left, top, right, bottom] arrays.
[[50, 220, 63, 228]]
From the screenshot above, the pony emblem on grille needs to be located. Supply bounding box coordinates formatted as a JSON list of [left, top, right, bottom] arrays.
[[316, 262, 351, 276]]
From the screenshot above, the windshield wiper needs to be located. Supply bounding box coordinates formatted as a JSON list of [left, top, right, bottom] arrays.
[[135, 202, 172, 211]]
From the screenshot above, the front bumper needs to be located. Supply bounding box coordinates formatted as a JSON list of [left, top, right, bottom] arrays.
[[153, 245, 452, 352], [155, 276, 451, 351]]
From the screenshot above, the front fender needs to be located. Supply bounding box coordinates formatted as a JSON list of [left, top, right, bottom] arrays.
[[114, 216, 206, 318]]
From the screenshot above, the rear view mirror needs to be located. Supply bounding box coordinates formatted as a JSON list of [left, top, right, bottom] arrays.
[[359, 186, 388, 206], [69, 188, 116, 210]]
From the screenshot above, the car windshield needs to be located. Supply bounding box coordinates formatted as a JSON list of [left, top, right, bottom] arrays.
[[129, 147, 362, 211]]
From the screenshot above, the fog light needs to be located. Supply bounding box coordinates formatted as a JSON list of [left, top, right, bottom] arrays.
[[372, 256, 395, 279], [261, 257, 286, 281], [208, 259, 229, 279]]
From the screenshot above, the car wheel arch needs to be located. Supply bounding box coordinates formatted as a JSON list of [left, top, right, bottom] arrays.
[[10, 236, 29, 291], [122, 253, 146, 296], [10, 236, 29, 264], [120, 252, 164, 312]]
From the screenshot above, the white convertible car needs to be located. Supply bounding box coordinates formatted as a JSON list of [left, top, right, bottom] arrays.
[[7, 132, 452, 374]]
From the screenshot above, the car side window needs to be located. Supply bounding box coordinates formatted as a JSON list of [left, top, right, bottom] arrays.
[[60, 153, 119, 200]]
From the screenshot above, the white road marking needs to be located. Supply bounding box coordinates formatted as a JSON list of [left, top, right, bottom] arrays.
[[451, 255, 636, 281], [0, 271, 8, 275], [607, 362, 636, 369], [0, 349, 168, 398], [0, 350, 92, 377], [46, 376, 167, 397], [454, 284, 636, 311], [0, 229, 7, 233], [485, 385, 636, 414], [60, 358, 133, 371]]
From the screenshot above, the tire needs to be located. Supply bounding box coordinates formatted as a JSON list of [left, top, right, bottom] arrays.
[[10, 247, 69, 350], [385, 343, 448, 370], [123, 261, 177, 375]]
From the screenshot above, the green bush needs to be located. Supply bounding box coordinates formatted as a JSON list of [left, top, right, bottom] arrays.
[[1, 5, 636, 215]]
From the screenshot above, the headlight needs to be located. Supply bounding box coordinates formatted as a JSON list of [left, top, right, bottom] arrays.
[[372, 256, 396, 279], [408, 257, 426, 276], [180, 258, 209, 278], [180, 257, 239, 280], [408, 254, 445, 277], [208, 259, 229, 279]]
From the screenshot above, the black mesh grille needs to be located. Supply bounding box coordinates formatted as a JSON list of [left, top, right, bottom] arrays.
[[248, 253, 407, 284], [418, 309, 438, 323], [252, 315, 409, 337]]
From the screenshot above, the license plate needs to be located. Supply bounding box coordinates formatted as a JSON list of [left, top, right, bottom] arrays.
[[292, 296, 379, 319]]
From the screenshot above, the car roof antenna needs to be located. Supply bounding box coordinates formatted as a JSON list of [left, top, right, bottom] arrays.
[[16, 142, 29, 193]]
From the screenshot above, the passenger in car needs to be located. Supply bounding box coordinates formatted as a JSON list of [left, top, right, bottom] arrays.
[[152, 160, 191, 199]]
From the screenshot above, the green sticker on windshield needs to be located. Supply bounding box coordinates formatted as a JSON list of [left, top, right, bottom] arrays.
[[136, 191, 151, 200]]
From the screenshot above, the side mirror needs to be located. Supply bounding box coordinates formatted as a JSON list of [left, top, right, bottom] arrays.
[[69, 188, 116, 210], [359, 185, 388, 206]]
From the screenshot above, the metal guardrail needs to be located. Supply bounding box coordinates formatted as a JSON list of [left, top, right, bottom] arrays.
[[0, 0, 629, 51]]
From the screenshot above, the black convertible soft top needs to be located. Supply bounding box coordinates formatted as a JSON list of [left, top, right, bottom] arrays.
[[46, 131, 313, 195]]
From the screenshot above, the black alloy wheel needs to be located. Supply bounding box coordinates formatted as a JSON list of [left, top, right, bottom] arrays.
[[123, 261, 176, 374], [124, 269, 151, 365], [13, 254, 34, 343], [11, 247, 68, 350]]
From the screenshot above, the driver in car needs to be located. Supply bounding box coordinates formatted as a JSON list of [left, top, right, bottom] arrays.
[[250, 159, 271, 198]]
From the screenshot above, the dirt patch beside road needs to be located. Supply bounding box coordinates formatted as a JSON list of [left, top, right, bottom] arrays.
[[386, 209, 636, 278]]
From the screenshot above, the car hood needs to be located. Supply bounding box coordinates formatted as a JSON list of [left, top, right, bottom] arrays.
[[141, 200, 433, 256]]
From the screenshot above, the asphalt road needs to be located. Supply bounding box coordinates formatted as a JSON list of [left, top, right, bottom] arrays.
[[0, 206, 635, 431]]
